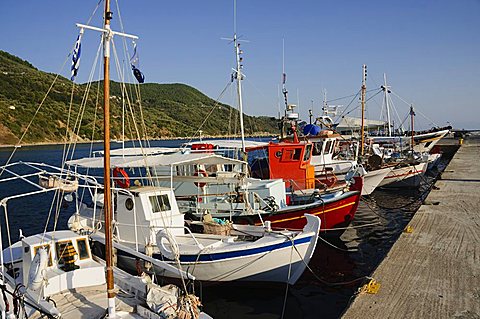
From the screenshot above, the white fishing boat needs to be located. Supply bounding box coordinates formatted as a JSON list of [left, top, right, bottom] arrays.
[[0, 0, 212, 317], [0, 229, 202, 318], [65, 155, 321, 284], [361, 166, 392, 195], [377, 161, 428, 188]]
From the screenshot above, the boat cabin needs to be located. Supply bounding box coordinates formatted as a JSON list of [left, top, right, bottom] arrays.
[[250, 140, 315, 191], [307, 131, 342, 166], [112, 186, 184, 246], [3, 230, 105, 299]]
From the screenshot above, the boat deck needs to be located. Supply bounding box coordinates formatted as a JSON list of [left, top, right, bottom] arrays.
[[342, 137, 480, 318], [31, 285, 140, 319]]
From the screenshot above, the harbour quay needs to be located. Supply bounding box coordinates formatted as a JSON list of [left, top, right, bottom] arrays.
[[343, 136, 480, 319]]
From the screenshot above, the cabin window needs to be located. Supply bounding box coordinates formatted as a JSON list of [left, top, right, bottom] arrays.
[[330, 141, 336, 153], [280, 148, 302, 161], [56, 240, 77, 266], [303, 144, 312, 161], [33, 244, 53, 267], [324, 141, 333, 154], [281, 149, 294, 161], [76, 238, 90, 260], [293, 148, 302, 160], [313, 142, 323, 156], [149, 194, 171, 212], [56, 240, 80, 272], [125, 198, 134, 211]]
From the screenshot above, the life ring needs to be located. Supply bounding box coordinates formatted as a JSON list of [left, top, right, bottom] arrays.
[[156, 230, 180, 260], [113, 167, 130, 188], [28, 248, 49, 291], [194, 169, 208, 188]]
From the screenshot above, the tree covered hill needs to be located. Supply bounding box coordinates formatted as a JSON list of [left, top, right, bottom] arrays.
[[0, 50, 278, 145]]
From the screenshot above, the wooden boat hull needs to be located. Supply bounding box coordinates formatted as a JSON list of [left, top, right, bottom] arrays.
[[248, 190, 361, 235]]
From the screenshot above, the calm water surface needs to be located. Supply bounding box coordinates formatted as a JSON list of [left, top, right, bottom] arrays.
[[0, 141, 451, 318]]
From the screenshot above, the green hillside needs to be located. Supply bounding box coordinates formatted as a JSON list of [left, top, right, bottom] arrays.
[[0, 50, 278, 145]]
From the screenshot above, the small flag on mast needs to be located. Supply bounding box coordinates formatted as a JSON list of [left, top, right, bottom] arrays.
[[71, 34, 82, 81], [130, 42, 145, 83]]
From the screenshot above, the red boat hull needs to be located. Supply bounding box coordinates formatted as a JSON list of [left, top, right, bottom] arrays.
[[251, 190, 361, 235]]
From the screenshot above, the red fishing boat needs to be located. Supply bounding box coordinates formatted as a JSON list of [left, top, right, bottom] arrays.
[[187, 58, 362, 235], [242, 129, 362, 234]]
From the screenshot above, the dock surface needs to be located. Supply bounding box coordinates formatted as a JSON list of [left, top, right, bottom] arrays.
[[343, 138, 480, 319]]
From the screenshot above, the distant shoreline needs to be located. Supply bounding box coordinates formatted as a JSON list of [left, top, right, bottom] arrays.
[[0, 133, 276, 149]]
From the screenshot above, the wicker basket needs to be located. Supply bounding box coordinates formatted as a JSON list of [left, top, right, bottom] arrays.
[[203, 222, 232, 236]]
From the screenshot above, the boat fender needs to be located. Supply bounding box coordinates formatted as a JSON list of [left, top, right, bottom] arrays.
[[28, 248, 49, 292], [113, 167, 130, 188], [193, 169, 208, 188], [156, 230, 180, 260]]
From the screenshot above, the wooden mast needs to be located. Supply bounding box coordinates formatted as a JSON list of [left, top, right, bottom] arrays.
[[102, 0, 115, 316], [360, 64, 367, 156]]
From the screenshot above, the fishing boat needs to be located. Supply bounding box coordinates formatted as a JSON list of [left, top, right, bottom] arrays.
[[63, 151, 321, 283], [0, 1, 210, 317], [59, 6, 322, 284], [177, 119, 361, 234], [66, 180, 320, 284]]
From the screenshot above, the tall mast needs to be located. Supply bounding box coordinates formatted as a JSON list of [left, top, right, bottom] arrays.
[[102, 0, 115, 316], [75, 4, 138, 317], [410, 104, 415, 153], [231, 0, 246, 153], [360, 64, 367, 156], [281, 39, 288, 139], [234, 33, 246, 153], [382, 73, 392, 136]]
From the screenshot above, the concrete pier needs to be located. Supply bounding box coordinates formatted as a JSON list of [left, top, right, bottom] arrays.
[[343, 137, 480, 319]]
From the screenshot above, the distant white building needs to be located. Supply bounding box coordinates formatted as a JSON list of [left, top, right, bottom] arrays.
[[334, 116, 387, 135]]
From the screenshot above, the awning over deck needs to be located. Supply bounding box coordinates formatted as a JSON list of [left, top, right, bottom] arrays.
[[66, 152, 247, 169]]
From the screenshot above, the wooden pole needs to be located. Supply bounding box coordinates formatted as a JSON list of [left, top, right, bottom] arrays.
[[102, 0, 115, 316]]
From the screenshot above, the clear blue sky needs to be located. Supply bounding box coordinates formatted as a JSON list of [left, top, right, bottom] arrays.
[[1, 0, 479, 129]]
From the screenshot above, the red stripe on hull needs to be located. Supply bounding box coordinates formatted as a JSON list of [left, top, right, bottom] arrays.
[[253, 192, 361, 233]]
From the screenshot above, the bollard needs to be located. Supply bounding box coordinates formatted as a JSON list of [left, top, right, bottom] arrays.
[[459, 138, 463, 145]]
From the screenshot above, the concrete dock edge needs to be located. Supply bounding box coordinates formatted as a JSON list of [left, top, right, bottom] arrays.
[[342, 137, 480, 319]]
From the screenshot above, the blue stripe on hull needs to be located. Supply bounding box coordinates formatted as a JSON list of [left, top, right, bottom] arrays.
[[159, 236, 313, 263]]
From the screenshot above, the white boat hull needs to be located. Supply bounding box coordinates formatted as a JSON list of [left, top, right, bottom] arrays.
[[362, 167, 392, 195], [427, 153, 442, 170], [91, 215, 320, 285], [378, 162, 428, 188]]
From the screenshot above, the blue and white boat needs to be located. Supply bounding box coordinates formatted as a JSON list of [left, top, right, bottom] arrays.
[[66, 155, 321, 284]]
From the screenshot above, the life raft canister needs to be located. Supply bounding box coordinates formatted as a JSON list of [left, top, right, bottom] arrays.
[[113, 167, 130, 188]]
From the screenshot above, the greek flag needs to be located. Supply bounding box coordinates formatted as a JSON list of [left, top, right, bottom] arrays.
[[71, 34, 82, 81], [130, 42, 145, 83]]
